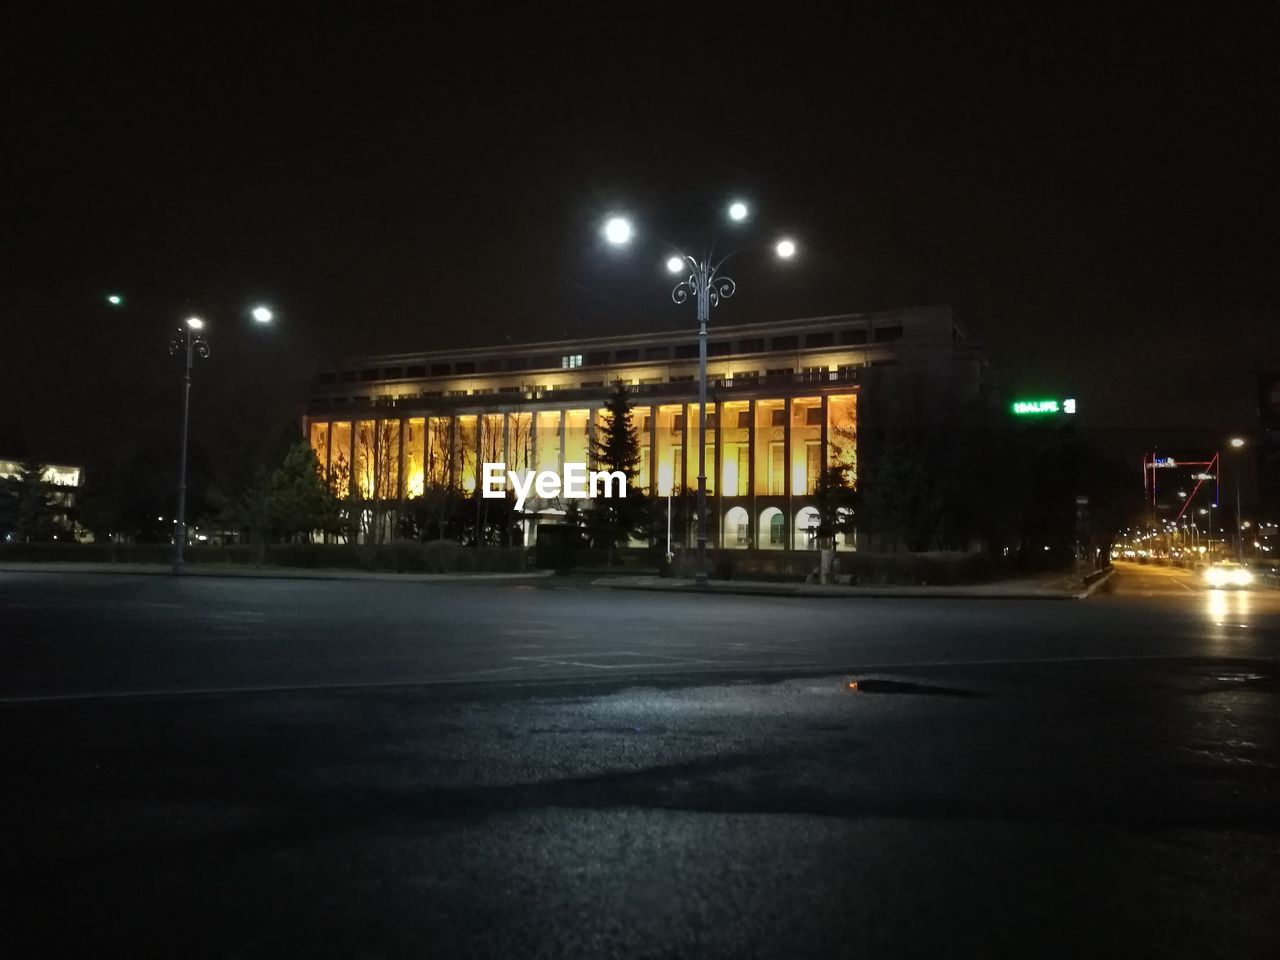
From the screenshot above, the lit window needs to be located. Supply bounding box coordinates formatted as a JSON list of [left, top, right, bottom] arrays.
[[561, 354, 583, 369]]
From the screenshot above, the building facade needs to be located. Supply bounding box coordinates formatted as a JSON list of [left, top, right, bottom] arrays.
[[304, 304, 989, 550]]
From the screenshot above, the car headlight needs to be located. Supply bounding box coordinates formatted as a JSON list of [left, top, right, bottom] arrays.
[[1205, 568, 1227, 586], [1233, 569, 1253, 586]]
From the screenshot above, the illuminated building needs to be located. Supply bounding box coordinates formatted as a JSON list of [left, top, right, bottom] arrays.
[[304, 305, 990, 549], [0, 458, 82, 540]]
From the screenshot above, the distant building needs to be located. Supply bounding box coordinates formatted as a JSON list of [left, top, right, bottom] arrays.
[[0, 457, 82, 540], [304, 305, 992, 549]]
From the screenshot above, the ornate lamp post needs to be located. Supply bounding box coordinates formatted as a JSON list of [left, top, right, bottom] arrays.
[[668, 252, 738, 584], [169, 317, 209, 572], [603, 204, 796, 585], [1229, 436, 1246, 562]]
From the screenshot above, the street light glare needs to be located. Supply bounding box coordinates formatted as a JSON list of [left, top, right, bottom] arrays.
[[251, 305, 274, 324], [775, 238, 797, 259], [728, 201, 748, 222], [1229, 437, 1245, 448], [186, 316, 204, 330], [666, 256, 685, 274], [603, 216, 633, 245], [106, 294, 123, 306]]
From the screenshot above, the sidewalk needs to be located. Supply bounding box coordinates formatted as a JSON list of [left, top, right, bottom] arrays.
[[593, 567, 1113, 600], [0, 562, 553, 584]]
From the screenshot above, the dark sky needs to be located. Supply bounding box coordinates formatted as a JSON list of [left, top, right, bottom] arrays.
[[2, 4, 1277, 470]]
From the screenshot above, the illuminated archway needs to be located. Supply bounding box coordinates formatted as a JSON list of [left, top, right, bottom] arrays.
[[795, 507, 820, 550], [759, 507, 785, 550], [725, 506, 750, 548]]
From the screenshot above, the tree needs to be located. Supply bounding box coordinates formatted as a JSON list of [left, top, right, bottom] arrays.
[[812, 464, 858, 547], [76, 462, 125, 548], [266, 442, 343, 542], [587, 387, 649, 560], [4, 460, 59, 542]]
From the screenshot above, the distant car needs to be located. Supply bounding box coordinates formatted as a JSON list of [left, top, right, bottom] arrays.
[[1204, 562, 1253, 588]]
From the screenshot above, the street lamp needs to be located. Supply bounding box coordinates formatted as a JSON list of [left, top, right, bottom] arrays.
[[251, 305, 274, 324], [169, 317, 209, 572], [603, 216, 633, 245], [602, 200, 797, 584], [1228, 436, 1246, 562]]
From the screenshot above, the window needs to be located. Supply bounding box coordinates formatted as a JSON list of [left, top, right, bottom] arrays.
[[586, 351, 610, 365], [561, 354, 583, 369], [360, 368, 378, 382], [505, 358, 527, 371], [770, 512, 785, 545], [737, 338, 764, 353], [447, 389, 468, 396], [805, 332, 834, 348], [644, 346, 670, 361], [806, 440, 822, 492], [479, 359, 502, 373], [671, 414, 685, 431], [873, 325, 904, 342], [406, 365, 426, 377], [499, 386, 520, 393], [430, 363, 451, 376], [770, 335, 798, 350], [766, 367, 792, 379], [841, 328, 868, 345], [805, 405, 823, 426], [771, 408, 786, 427], [382, 367, 403, 380], [455, 361, 476, 374], [674, 344, 699, 359], [615, 348, 640, 362], [341, 370, 357, 383], [737, 410, 751, 429], [768, 441, 785, 494], [708, 341, 732, 357], [580, 380, 603, 388], [531, 355, 556, 369], [423, 390, 442, 398], [669, 374, 694, 382]]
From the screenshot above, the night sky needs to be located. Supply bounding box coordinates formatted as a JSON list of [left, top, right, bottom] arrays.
[[2, 5, 1276, 474]]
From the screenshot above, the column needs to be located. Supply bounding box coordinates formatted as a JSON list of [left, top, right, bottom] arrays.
[[714, 397, 723, 549], [748, 398, 756, 550], [783, 396, 793, 551]]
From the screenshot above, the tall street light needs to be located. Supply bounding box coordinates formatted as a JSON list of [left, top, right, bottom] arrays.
[[605, 200, 797, 585], [169, 317, 209, 572], [1223, 437, 1244, 563]]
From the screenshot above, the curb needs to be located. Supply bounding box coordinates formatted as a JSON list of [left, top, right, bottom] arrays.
[[590, 577, 1090, 601], [0, 563, 554, 585], [1076, 567, 1116, 599]]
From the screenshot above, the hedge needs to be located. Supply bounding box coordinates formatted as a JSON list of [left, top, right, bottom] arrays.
[[0, 540, 529, 574]]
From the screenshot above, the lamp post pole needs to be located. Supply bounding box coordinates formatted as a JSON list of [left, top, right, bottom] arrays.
[[672, 255, 736, 586], [170, 319, 209, 573], [1229, 438, 1246, 563]]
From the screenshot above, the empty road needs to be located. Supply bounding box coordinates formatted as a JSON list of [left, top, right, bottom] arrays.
[[2, 564, 1277, 957]]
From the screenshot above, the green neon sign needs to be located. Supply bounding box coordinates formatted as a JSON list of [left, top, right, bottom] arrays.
[[1012, 398, 1076, 416]]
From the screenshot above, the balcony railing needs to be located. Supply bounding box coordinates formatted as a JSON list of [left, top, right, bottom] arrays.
[[308, 368, 861, 414]]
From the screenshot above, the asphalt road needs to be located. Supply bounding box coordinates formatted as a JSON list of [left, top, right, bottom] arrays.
[[2, 563, 1278, 958]]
